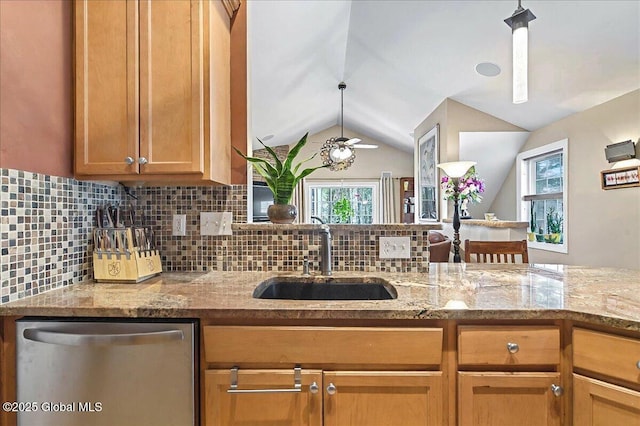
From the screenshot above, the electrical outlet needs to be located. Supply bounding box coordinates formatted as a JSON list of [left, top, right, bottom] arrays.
[[172, 214, 186, 236], [200, 212, 233, 236], [379, 236, 411, 259]]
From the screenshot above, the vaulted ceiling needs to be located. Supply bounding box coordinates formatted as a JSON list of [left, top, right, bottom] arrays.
[[248, 1, 640, 152]]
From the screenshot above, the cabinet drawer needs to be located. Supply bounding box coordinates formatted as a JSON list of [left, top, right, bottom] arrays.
[[204, 326, 443, 366], [573, 328, 640, 384], [458, 326, 560, 366]]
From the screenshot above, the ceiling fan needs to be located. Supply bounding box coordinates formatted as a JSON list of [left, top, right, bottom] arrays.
[[320, 82, 378, 171]]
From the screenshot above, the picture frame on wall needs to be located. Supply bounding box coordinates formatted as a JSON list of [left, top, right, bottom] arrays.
[[601, 166, 640, 190], [416, 124, 439, 222]]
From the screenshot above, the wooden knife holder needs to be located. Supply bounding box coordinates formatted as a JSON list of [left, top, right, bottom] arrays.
[[92, 227, 163, 283]]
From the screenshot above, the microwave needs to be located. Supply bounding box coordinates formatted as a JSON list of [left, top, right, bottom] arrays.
[[252, 181, 274, 222]]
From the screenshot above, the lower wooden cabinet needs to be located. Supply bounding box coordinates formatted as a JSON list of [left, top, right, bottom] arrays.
[[205, 369, 323, 426], [458, 372, 563, 426], [324, 371, 442, 426], [573, 374, 640, 426], [204, 369, 442, 426]]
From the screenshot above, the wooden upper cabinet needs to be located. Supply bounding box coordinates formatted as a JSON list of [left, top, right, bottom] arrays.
[[75, 0, 139, 175], [74, 0, 231, 183], [139, 0, 203, 175]]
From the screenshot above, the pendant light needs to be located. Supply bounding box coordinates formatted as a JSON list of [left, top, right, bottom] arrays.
[[504, 0, 536, 104]]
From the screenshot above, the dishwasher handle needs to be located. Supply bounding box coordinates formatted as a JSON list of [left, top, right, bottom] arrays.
[[22, 328, 184, 347]]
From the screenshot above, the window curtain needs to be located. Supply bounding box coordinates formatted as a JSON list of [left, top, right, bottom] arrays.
[[381, 175, 397, 224], [292, 179, 306, 223]]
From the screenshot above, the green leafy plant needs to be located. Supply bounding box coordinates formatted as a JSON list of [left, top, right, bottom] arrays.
[[333, 197, 354, 223], [546, 207, 563, 234], [234, 133, 328, 204], [529, 201, 537, 233]]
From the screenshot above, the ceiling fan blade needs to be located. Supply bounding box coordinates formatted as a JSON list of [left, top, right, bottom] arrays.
[[345, 138, 362, 145], [356, 144, 378, 149]]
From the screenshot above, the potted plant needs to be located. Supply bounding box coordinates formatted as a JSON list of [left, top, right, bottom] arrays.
[[527, 201, 537, 242], [333, 196, 354, 223], [535, 227, 545, 242], [546, 207, 563, 244], [234, 133, 328, 223]]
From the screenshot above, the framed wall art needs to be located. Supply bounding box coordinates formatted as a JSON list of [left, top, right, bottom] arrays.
[[416, 124, 439, 222], [601, 166, 640, 190]]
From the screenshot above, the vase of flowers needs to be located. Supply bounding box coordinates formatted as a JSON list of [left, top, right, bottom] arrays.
[[440, 166, 485, 218]]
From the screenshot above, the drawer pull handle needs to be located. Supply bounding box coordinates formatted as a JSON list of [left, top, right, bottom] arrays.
[[551, 384, 563, 397], [506, 342, 519, 353], [309, 382, 319, 394], [227, 366, 302, 394], [326, 383, 337, 395]]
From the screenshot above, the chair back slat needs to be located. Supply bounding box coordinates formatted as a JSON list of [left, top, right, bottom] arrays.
[[463, 240, 529, 264]]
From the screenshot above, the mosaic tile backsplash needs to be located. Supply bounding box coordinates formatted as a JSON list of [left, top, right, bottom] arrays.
[[2, 169, 434, 304], [0, 169, 125, 303]]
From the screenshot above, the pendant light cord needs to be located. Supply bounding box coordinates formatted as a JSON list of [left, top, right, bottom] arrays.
[[340, 84, 344, 138]]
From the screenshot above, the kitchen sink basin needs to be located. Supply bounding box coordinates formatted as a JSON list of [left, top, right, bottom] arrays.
[[253, 277, 397, 300]]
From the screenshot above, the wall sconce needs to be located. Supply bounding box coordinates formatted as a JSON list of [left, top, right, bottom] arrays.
[[504, 0, 536, 104], [437, 161, 476, 263]]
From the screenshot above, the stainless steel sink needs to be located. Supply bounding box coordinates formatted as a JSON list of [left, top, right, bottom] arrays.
[[253, 276, 397, 300]]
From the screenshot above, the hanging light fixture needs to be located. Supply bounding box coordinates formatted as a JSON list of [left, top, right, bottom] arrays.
[[320, 82, 378, 171], [504, 0, 536, 104]]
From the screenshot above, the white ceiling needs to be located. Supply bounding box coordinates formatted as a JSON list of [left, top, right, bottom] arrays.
[[248, 1, 640, 153]]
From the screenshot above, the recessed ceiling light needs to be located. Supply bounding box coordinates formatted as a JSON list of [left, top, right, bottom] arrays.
[[261, 134, 274, 141], [475, 62, 501, 77]]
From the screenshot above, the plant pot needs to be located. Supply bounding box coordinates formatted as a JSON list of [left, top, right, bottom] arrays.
[[527, 232, 536, 242], [267, 204, 298, 224], [543, 234, 553, 243], [535, 234, 545, 242], [550, 233, 562, 244]]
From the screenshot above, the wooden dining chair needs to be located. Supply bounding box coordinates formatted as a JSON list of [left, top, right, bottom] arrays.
[[463, 240, 529, 263]]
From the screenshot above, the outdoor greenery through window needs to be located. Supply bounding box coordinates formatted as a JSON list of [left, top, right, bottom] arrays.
[[517, 139, 568, 253], [307, 182, 378, 224]]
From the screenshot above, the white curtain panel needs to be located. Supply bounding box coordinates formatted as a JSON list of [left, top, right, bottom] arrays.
[[292, 179, 306, 223], [381, 175, 397, 224]]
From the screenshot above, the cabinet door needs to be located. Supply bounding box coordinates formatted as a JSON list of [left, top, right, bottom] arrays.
[[75, 0, 139, 175], [139, 0, 204, 175], [323, 371, 442, 426], [574, 374, 640, 426], [204, 369, 322, 426], [459, 372, 562, 426]]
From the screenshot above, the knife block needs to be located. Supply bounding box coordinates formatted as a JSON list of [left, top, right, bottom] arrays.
[[92, 227, 163, 283]]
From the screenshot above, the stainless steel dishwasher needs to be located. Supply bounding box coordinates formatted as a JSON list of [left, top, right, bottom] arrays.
[[16, 318, 196, 426]]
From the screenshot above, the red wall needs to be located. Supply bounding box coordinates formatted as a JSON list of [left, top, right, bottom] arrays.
[[0, 0, 73, 177]]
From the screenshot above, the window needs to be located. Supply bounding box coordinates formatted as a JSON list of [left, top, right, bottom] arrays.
[[516, 139, 568, 253], [305, 181, 379, 224]]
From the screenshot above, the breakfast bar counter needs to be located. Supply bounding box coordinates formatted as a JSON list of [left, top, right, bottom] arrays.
[[1, 264, 639, 331]]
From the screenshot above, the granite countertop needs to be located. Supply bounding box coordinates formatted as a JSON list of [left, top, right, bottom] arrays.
[[2, 264, 639, 331], [442, 218, 528, 228]]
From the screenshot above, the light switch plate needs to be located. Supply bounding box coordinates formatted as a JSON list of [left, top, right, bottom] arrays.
[[200, 212, 233, 236], [172, 214, 186, 236], [379, 236, 411, 259]]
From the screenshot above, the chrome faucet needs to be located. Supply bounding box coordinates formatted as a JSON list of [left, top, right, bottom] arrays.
[[310, 215, 325, 224], [318, 224, 332, 276]]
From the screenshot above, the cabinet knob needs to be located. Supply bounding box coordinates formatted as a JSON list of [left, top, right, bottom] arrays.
[[125, 157, 135, 165], [326, 383, 337, 395], [309, 382, 319, 394], [138, 157, 148, 165], [506, 342, 519, 354], [550, 384, 563, 397], [636, 360, 640, 370]]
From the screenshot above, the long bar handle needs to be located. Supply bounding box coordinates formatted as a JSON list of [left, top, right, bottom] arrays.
[[23, 328, 184, 346], [227, 366, 303, 394]]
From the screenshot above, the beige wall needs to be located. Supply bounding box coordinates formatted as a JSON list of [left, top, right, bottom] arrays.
[[0, 0, 73, 177], [491, 89, 640, 269], [413, 99, 524, 219]]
